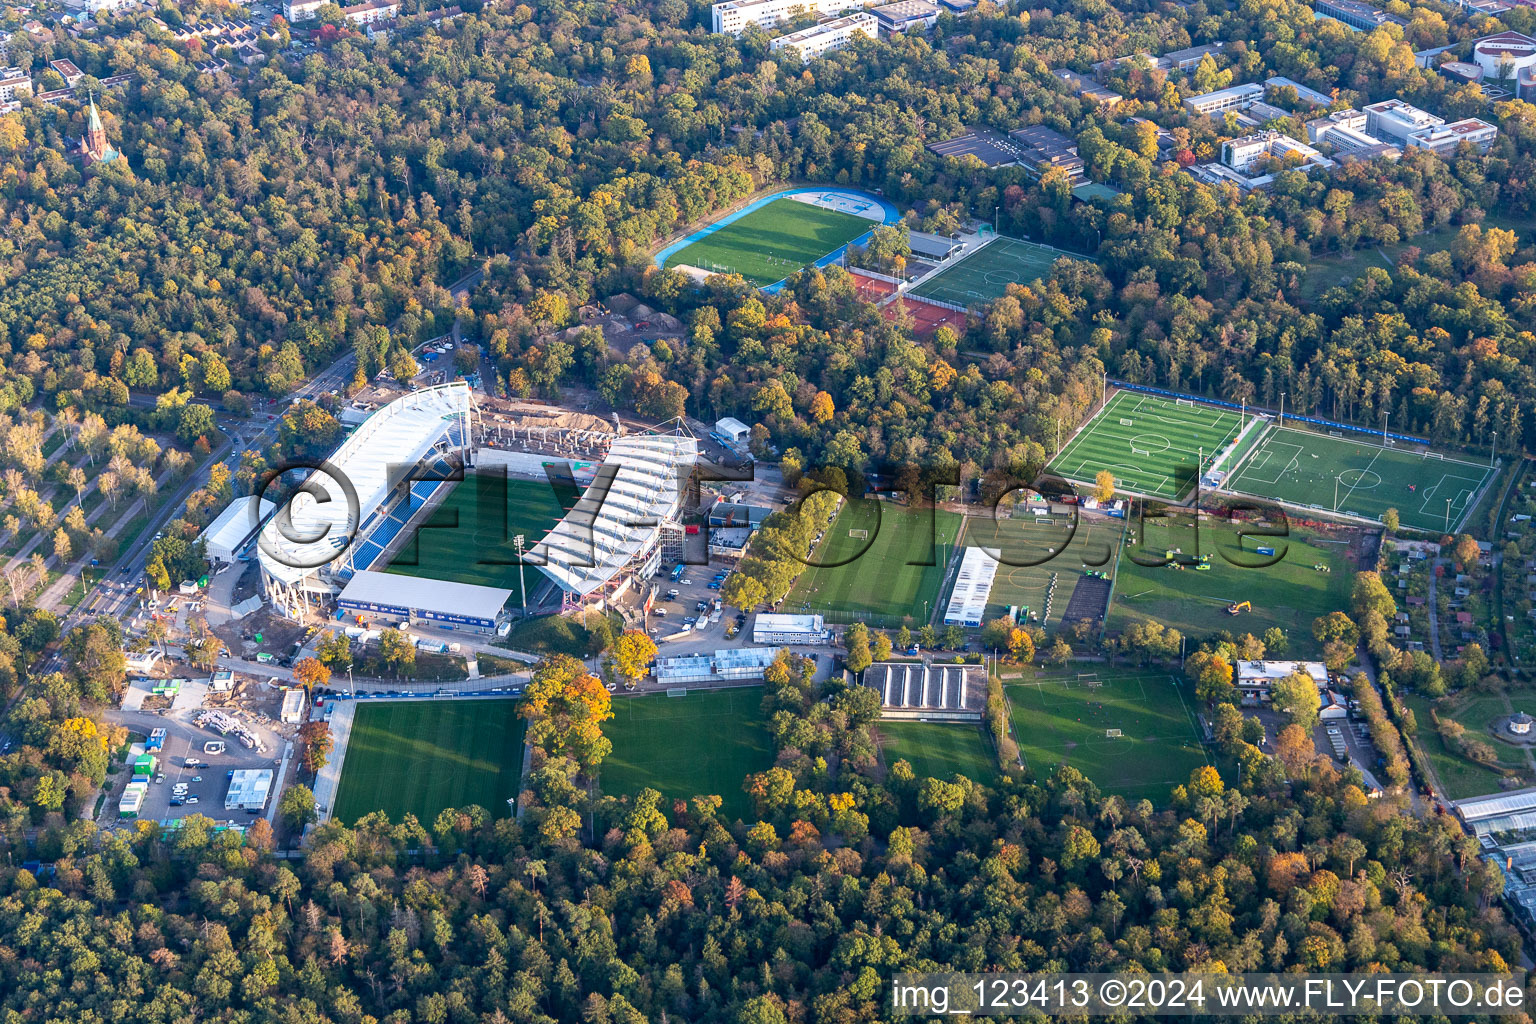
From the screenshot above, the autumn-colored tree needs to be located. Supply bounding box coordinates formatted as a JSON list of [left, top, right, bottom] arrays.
[[298, 721, 333, 775], [293, 657, 330, 690], [521, 654, 614, 771], [612, 629, 658, 683], [1093, 469, 1116, 504]]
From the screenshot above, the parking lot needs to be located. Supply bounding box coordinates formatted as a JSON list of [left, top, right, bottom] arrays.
[[102, 706, 288, 828]]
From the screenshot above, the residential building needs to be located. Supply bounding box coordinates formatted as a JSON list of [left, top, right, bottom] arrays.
[[1313, 0, 1408, 29], [49, 59, 83, 86], [1007, 124, 1086, 183], [711, 0, 875, 35], [342, 0, 400, 25], [1363, 98, 1443, 144], [871, 0, 940, 33], [1183, 82, 1265, 116], [0, 67, 30, 104], [1405, 117, 1499, 155], [771, 14, 868, 64], [284, 0, 326, 21]]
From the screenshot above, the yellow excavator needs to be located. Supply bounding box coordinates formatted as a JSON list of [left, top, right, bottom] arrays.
[[1227, 600, 1251, 616]]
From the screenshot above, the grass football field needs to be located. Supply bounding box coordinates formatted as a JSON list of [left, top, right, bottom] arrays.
[[664, 197, 874, 286], [910, 236, 1093, 307], [1225, 426, 1495, 532], [1050, 391, 1247, 501], [1005, 668, 1211, 802], [1110, 517, 1356, 656], [601, 687, 773, 821], [877, 721, 996, 782], [332, 699, 526, 825], [385, 472, 572, 589], [785, 500, 962, 627]]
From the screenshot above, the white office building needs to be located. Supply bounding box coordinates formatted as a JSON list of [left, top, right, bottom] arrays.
[[225, 769, 274, 812], [712, 0, 875, 34], [770, 12, 876, 61], [1183, 82, 1265, 116], [1363, 99, 1444, 145], [753, 613, 830, 644], [1404, 117, 1499, 156]]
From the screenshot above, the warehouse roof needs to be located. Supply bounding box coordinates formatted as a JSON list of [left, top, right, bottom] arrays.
[[338, 569, 512, 622]]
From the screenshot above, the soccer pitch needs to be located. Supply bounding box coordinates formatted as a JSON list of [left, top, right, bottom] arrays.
[[601, 687, 773, 821], [1110, 518, 1357, 657], [385, 473, 571, 589], [878, 721, 996, 783], [1051, 391, 1246, 501], [1225, 426, 1495, 532], [910, 236, 1094, 307], [785, 500, 962, 627], [664, 197, 874, 286], [332, 699, 526, 825], [1005, 669, 1212, 802]]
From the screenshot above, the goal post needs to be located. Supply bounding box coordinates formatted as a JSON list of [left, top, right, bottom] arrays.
[[1120, 418, 1134, 427], [1175, 398, 1196, 408], [1106, 728, 1123, 738], [666, 688, 688, 698]]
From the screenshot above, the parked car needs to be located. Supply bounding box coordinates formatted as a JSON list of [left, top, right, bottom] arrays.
[[185, 797, 199, 805]]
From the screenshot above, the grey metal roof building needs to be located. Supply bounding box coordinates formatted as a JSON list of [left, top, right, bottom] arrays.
[[1454, 787, 1536, 837], [338, 569, 513, 631], [225, 769, 274, 812], [863, 662, 982, 720]]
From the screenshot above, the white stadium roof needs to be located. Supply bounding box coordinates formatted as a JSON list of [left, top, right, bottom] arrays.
[[258, 382, 472, 586], [337, 569, 513, 623], [529, 431, 697, 596], [200, 495, 274, 560]]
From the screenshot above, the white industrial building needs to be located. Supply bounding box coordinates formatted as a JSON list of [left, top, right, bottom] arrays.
[[201, 496, 276, 564], [942, 546, 998, 627], [862, 661, 982, 721], [1193, 131, 1333, 191], [225, 768, 274, 812], [259, 381, 477, 620], [1183, 82, 1265, 116], [529, 427, 698, 605], [711, 0, 876, 34], [770, 11, 876, 61], [753, 612, 830, 644], [655, 647, 783, 685], [338, 570, 513, 633]]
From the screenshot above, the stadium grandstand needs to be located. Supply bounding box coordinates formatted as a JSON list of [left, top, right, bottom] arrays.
[[259, 381, 478, 619], [528, 425, 699, 607]]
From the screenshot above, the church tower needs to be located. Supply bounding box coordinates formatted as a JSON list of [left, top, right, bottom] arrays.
[[79, 94, 121, 167]]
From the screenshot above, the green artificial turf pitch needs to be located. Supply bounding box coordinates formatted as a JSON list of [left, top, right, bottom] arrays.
[[1050, 391, 1247, 501], [1225, 426, 1495, 532], [785, 500, 962, 628], [332, 699, 526, 825], [664, 197, 874, 286], [1005, 669, 1212, 803], [910, 236, 1094, 307], [1109, 517, 1356, 657], [878, 721, 996, 783], [385, 472, 572, 589], [600, 687, 773, 821]]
